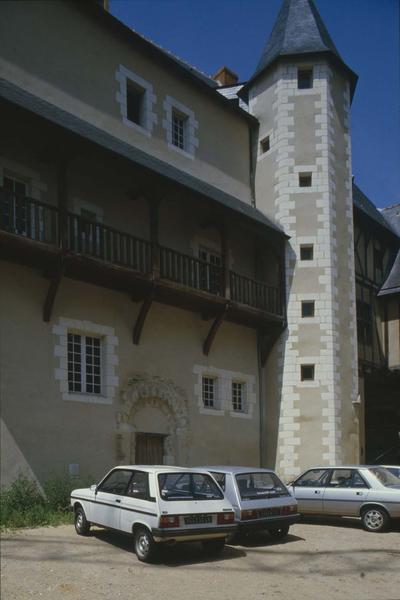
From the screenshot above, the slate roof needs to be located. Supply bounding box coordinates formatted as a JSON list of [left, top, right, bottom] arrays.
[[379, 204, 400, 296], [352, 184, 398, 237], [381, 204, 400, 237], [378, 251, 400, 297], [242, 0, 358, 97], [216, 84, 249, 111], [0, 78, 285, 237]]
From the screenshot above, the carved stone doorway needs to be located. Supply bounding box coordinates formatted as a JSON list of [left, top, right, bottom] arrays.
[[134, 433, 165, 464]]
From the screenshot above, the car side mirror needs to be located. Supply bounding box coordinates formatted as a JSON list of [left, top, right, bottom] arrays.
[[90, 484, 98, 493]]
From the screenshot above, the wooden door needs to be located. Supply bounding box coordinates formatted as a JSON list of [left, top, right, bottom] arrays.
[[135, 433, 164, 465]]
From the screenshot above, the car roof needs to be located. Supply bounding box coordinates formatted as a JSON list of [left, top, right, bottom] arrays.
[[297, 465, 378, 472], [195, 465, 276, 475], [114, 465, 210, 473]]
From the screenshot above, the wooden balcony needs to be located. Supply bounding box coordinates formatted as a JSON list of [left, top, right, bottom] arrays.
[[0, 189, 285, 339]]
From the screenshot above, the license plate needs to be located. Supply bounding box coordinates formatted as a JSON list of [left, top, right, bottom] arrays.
[[184, 514, 212, 525], [259, 507, 281, 517]]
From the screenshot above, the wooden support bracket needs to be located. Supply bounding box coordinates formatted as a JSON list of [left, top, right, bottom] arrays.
[[259, 326, 284, 367], [43, 259, 64, 322], [133, 289, 155, 345], [203, 304, 229, 356]]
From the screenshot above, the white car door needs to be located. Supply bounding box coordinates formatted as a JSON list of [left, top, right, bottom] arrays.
[[322, 469, 370, 516], [119, 470, 158, 533], [92, 469, 133, 529], [292, 469, 330, 514]]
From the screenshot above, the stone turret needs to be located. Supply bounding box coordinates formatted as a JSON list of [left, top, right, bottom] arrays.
[[247, 0, 360, 478]]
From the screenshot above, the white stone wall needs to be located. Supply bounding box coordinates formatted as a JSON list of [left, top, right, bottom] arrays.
[[252, 61, 359, 479]]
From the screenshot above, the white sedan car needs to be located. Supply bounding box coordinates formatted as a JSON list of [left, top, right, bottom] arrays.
[[71, 465, 237, 562], [288, 465, 400, 532]]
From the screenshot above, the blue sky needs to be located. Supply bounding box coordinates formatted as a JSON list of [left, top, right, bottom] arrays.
[[110, 0, 399, 208]]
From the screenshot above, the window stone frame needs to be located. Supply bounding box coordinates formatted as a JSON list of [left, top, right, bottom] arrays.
[[163, 95, 199, 159], [53, 318, 119, 405], [115, 65, 157, 137]]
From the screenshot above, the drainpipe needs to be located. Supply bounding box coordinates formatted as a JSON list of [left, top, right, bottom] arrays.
[[257, 331, 266, 467]]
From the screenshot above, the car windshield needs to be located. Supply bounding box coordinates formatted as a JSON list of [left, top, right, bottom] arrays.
[[236, 472, 289, 500], [158, 472, 224, 501], [368, 467, 400, 487]]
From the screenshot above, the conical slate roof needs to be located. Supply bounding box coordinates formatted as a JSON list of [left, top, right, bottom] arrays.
[[244, 0, 357, 96]]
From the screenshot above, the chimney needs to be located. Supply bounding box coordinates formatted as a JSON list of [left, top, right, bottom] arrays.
[[212, 66, 239, 87]]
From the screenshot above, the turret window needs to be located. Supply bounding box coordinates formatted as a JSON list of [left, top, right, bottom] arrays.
[[260, 136, 270, 155], [299, 172, 312, 187], [301, 301, 315, 318], [300, 245, 314, 261], [298, 68, 313, 89]]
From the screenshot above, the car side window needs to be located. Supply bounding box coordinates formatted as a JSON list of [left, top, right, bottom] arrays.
[[327, 469, 353, 488], [211, 472, 226, 491], [294, 469, 330, 487], [98, 469, 132, 495], [351, 471, 369, 488], [126, 471, 149, 500]]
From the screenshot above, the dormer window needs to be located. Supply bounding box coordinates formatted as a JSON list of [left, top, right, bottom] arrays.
[[298, 68, 313, 89]]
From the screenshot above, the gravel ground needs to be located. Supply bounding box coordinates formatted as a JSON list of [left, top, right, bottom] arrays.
[[1, 518, 399, 600]]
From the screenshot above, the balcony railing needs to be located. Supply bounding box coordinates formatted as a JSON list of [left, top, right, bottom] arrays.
[[0, 190, 282, 317], [160, 246, 222, 295], [67, 213, 150, 273], [230, 271, 281, 315], [0, 189, 58, 245]]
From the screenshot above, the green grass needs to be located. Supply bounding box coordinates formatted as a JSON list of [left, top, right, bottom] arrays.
[[0, 473, 92, 530]]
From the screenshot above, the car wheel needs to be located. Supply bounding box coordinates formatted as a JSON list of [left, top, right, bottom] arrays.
[[268, 524, 290, 540], [361, 506, 389, 532], [74, 506, 91, 536], [134, 527, 158, 563], [201, 538, 226, 555]]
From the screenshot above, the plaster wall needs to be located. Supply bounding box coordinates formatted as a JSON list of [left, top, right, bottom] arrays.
[[0, 0, 252, 202], [0, 260, 260, 486]]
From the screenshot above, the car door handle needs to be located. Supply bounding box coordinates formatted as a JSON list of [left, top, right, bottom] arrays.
[[356, 492, 363, 496], [115, 499, 121, 503], [314, 490, 321, 494]]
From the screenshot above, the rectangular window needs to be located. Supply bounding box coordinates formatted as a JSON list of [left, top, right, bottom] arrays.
[[260, 136, 270, 154], [356, 300, 372, 346], [2, 175, 28, 235], [67, 333, 102, 394], [298, 68, 313, 89], [202, 376, 216, 408], [199, 247, 222, 294], [299, 172, 312, 187], [232, 382, 245, 412], [301, 301, 315, 317], [300, 244, 314, 261], [126, 80, 145, 125], [301, 364, 315, 381], [172, 110, 187, 150]]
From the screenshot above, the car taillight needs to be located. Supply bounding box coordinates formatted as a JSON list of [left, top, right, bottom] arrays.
[[241, 509, 257, 520], [159, 515, 180, 528], [217, 512, 235, 524], [281, 505, 297, 515]]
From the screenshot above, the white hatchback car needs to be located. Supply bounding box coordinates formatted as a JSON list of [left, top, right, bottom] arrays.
[[70, 465, 237, 562], [198, 466, 300, 539]]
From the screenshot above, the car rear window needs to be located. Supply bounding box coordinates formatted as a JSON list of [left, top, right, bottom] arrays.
[[211, 472, 226, 491], [236, 472, 289, 500], [158, 472, 224, 501]]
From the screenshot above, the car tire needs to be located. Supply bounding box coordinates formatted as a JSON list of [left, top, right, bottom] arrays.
[[268, 524, 290, 540], [74, 506, 91, 536], [201, 538, 226, 555], [361, 506, 389, 532], [134, 527, 158, 563]]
